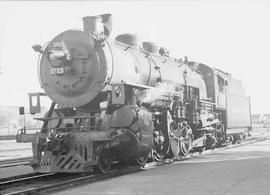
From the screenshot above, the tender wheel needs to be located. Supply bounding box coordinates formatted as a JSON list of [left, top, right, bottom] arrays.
[[205, 134, 217, 149], [96, 144, 112, 174], [226, 135, 233, 145], [230, 135, 237, 145], [198, 146, 206, 154]]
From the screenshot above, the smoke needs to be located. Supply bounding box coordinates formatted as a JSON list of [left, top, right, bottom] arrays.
[[141, 22, 159, 43], [136, 82, 182, 104]]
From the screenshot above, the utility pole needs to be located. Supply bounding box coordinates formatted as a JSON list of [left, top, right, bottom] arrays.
[[23, 112, 26, 134], [8, 115, 10, 135]]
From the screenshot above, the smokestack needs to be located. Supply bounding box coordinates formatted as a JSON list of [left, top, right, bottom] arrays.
[[82, 16, 104, 35], [99, 14, 112, 36]]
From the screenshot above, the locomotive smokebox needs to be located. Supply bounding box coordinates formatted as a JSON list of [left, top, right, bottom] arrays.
[[82, 15, 104, 34]]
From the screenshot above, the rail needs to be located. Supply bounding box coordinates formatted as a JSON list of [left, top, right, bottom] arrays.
[[0, 136, 269, 194], [0, 165, 141, 195], [0, 157, 32, 168]]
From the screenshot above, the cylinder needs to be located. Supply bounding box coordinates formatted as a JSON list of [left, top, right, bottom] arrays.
[[82, 16, 103, 34]]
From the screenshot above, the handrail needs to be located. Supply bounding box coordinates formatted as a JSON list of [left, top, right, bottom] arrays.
[[34, 115, 96, 121]]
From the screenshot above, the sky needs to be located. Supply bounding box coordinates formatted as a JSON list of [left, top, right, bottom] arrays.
[[0, 0, 269, 114]]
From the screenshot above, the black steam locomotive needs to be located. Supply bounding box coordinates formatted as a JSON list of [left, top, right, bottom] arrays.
[[27, 14, 251, 173]]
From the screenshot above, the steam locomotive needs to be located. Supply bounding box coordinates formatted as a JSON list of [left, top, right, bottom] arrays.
[[28, 14, 252, 173]]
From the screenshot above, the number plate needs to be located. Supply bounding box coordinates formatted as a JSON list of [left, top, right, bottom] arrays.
[[50, 67, 64, 75]]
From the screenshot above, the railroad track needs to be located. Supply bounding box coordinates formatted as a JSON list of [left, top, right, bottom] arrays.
[[0, 164, 142, 195], [0, 137, 267, 195], [0, 157, 32, 168], [0, 150, 227, 195], [0, 156, 194, 195]]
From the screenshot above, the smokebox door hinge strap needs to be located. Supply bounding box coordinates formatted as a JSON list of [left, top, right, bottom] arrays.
[[41, 102, 56, 132]]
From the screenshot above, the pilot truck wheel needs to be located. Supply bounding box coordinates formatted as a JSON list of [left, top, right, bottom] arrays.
[[96, 144, 112, 174]]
